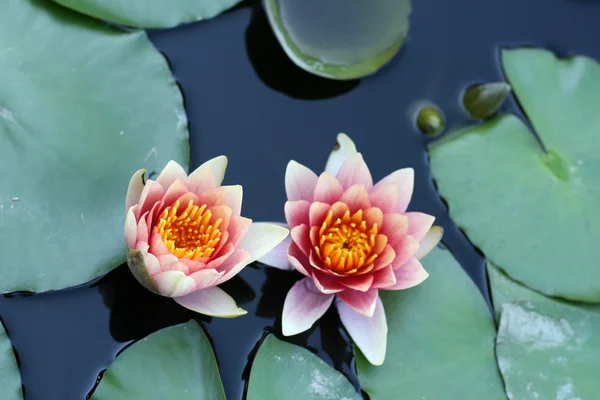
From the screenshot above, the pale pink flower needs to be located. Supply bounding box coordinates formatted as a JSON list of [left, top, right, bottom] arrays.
[[124, 158, 289, 318], [259, 134, 442, 365]]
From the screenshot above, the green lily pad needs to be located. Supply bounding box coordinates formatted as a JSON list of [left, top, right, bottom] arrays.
[[90, 321, 225, 399], [51, 0, 241, 29], [0, 0, 188, 294], [247, 335, 361, 400], [263, 0, 411, 80], [496, 301, 600, 400], [488, 263, 600, 320], [429, 48, 600, 302], [0, 323, 23, 400], [356, 248, 506, 400]]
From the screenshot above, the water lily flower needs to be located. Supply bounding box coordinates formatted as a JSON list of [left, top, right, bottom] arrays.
[[124, 158, 289, 318], [258, 133, 442, 365]]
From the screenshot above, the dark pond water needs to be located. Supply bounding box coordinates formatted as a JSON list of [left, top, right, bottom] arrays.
[[2, 0, 600, 399]]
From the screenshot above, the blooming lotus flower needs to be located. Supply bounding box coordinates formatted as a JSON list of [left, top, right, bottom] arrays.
[[259, 134, 442, 365], [124, 158, 289, 318]]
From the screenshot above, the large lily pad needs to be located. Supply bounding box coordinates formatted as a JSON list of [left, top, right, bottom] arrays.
[[0, 0, 188, 293], [90, 321, 225, 399], [263, 0, 411, 80], [429, 48, 600, 302], [0, 323, 23, 400], [51, 0, 241, 29], [496, 301, 600, 400], [246, 334, 361, 400], [488, 263, 600, 320], [356, 248, 506, 400]]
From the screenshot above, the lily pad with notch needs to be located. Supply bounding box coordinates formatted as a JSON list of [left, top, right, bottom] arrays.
[[356, 248, 506, 400], [89, 321, 225, 399], [0, 0, 189, 293], [429, 48, 600, 302]]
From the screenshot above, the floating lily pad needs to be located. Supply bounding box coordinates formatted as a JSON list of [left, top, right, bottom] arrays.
[[247, 335, 361, 400], [263, 0, 411, 80], [429, 48, 600, 302], [356, 248, 506, 400], [0, 323, 23, 400], [90, 321, 225, 399], [0, 0, 188, 293], [488, 263, 600, 320], [51, 0, 241, 28], [496, 301, 600, 400]]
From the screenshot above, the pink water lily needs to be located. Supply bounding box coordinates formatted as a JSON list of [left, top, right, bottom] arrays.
[[124, 158, 289, 318], [258, 134, 442, 365]]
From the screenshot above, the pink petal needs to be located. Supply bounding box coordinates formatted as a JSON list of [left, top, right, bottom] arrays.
[[313, 172, 344, 204], [282, 278, 335, 336], [291, 224, 312, 257], [340, 274, 374, 292], [329, 201, 350, 220], [187, 155, 227, 188], [406, 212, 435, 241], [337, 287, 378, 317], [136, 211, 150, 245], [153, 271, 197, 297], [133, 242, 161, 276], [392, 235, 420, 268], [340, 184, 371, 211], [205, 243, 235, 270], [237, 222, 290, 263], [156, 253, 189, 274], [156, 160, 188, 190], [372, 245, 396, 272], [309, 201, 331, 228], [312, 269, 345, 294], [284, 200, 310, 228], [214, 248, 252, 285], [324, 133, 358, 176], [371, 234, 388, 255], [381, 213, 409, 247], [371, 265, 397, 289], [336, 153, 373, 190], [285, 160, 318, 202], [337, 296, 387, 365], [207, 205, 233, 233], [189, 268, 225, 290], [149, 232, 170, 257], [369, 183, 399, 214], [226, 215, 253, 248], [362, 207, 383, 228], [374, 168, 414, 213], [127, 247, 161, 294], [179, 243, 234, 273], [198, 185, 243, 216], [174, 286, 247, 318], [257, 224, 293, 270], [124, 207, 137, 249], [125, 169, 145, 213], [386, 257, 429, 290], [287, 241, 314, 277], [145, 199, 164, 233], [415, 226, 443, 260], [135, 180, 164, 219]]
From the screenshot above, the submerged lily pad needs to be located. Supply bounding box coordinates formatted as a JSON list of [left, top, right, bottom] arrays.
[[51, 0, 241, 28], [0, 323, 23, 400], [429, 48, 600, 302], [90, 321, 225, 399], [496, 301, 600, 400], [0, 0, 188, 293], [247, 335, 361, 400], [263, 0, 412, 80], [356, 248, 506, 400], [488, 263, 600, 320]]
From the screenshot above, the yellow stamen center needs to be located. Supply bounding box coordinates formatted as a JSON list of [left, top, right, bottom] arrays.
[[314, 209, 378, 275], [156, 199, 222, 260]]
